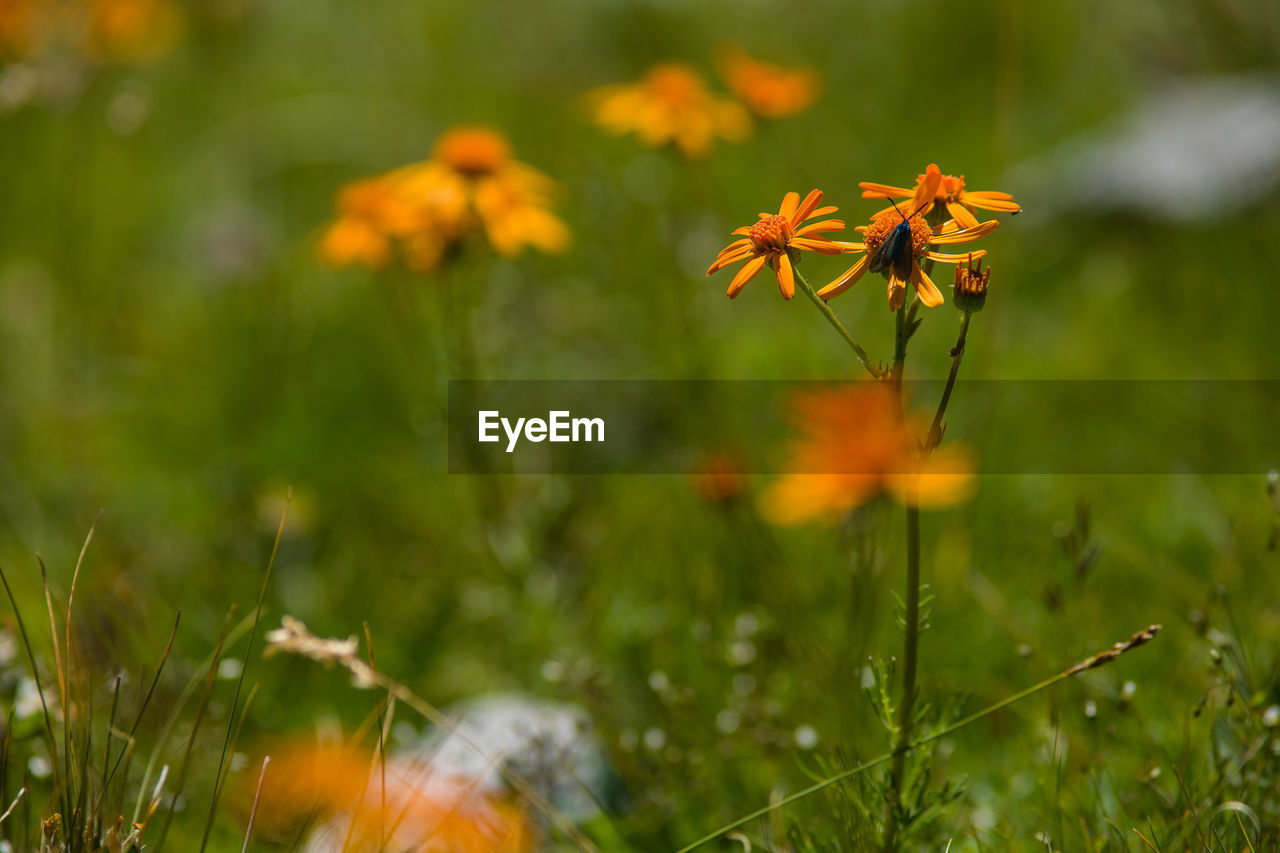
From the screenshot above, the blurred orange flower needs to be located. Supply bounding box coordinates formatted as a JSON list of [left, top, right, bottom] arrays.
[[588, 63, 751, 158], [320, 176, 428, 270], [819, 165, 997, 309], [861, 167, 1020, 230], [716, 46, 819, 119], [250, 740, 534, 853], [320, 125, 569, 273], [0, 0, 41, 58], [707, 189, 847, 300], [763, 384, 973, 525], [691, 451, 748, 504], [1, 0, 181, 64], [84, 0, 181, 65]]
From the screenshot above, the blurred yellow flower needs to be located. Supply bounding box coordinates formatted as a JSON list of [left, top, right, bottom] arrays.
[[320, 125, 569, 273], [819, 165, 998, 309], [707, 188, 847, 300], [588, 63, 751, 158], [474, 166, 572, 257], [716, 46, 819, 119], [861, 167, 1021, 230], [763, 384, 973, 525]]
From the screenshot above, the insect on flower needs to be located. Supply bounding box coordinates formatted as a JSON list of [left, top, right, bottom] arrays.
[[819, 165, 998, 310], [868, 196, 928, 282]]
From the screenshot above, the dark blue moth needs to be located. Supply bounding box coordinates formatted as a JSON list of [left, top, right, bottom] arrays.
[[867, 197, 926, 282]]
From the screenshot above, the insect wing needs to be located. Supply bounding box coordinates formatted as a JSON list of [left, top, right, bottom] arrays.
[[869, 221, 911, 277]]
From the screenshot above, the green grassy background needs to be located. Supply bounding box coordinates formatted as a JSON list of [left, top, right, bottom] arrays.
[[1, 0, 1278, 849]]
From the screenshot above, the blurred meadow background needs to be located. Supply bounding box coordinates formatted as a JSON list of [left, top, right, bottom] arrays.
[[1, 0, 1280, 850]]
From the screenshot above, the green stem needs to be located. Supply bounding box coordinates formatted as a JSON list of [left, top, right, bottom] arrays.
[[795, 267, 882, 380], [883, 500, 920, 851], [675, 645, 1133, 853], [882, 299, 913, 851], [891, 302, 908, 389], [925, 311, 972, 452]]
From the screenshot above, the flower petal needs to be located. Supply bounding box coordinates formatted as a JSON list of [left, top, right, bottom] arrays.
[[775, 253, 796, 299], [806, 205, 839, 219], [727, 254, 767, 297], [791, 189, 824, 225], [731, 226, 752, 236], [887, 267, 908, 310], [930, 220, 999, 244], [714, 238, 751, 257], [911, 165, 942, 215], [795, 219, 845, 236], [778, 191, 800, 221], [707, 246, 756, 274], [965, 195, 1021, 213], [926, 249, 986, 263], [911, 262, 944, 307], [963, 191, 1016, 202], [791, 238, 845, 254], [817, 253, 869, 300], [946, 201, 980, 230], [859, 182, 913, 199]]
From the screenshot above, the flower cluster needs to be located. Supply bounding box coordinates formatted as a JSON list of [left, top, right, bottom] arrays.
[[587, 47, 820, 158], [0, 0, 181, 66], [320, 125, 570, 274], [708, 163, 1016, 311]]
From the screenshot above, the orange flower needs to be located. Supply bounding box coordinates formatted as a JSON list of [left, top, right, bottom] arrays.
[[819, 165, 998, 310], [320, 176, 428, 270], [707, 189, 847, 300], [763, 384, 973, 525], [690, 451, 748, 504], [716, 46, 819, 119], [861, 167, 1020, 230], [84, 0, 182, 65], [319, 125, 569, 272], [0, 0, 41, 58], [588, 63, 751, 158], [249, 740, 533, 852]]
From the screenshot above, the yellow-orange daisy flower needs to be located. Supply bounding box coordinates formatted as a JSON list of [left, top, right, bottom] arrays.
[[588, 63, 751, 158], [716, 46, 819, 119], [861, 167, 1020, 230], [706, 189, 847, 300], [819, 166, 998, 310], [763, 384, 973, 525]]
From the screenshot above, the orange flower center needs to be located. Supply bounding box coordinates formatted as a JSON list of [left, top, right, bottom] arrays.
[[749, 213, 793, 252], [863, 211, 932, 260], [936, 174, 966, 203], [434, 127, 512, 176]]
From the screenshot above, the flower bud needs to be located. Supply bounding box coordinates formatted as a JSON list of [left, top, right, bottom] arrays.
[[953, 255, 990, 312]]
